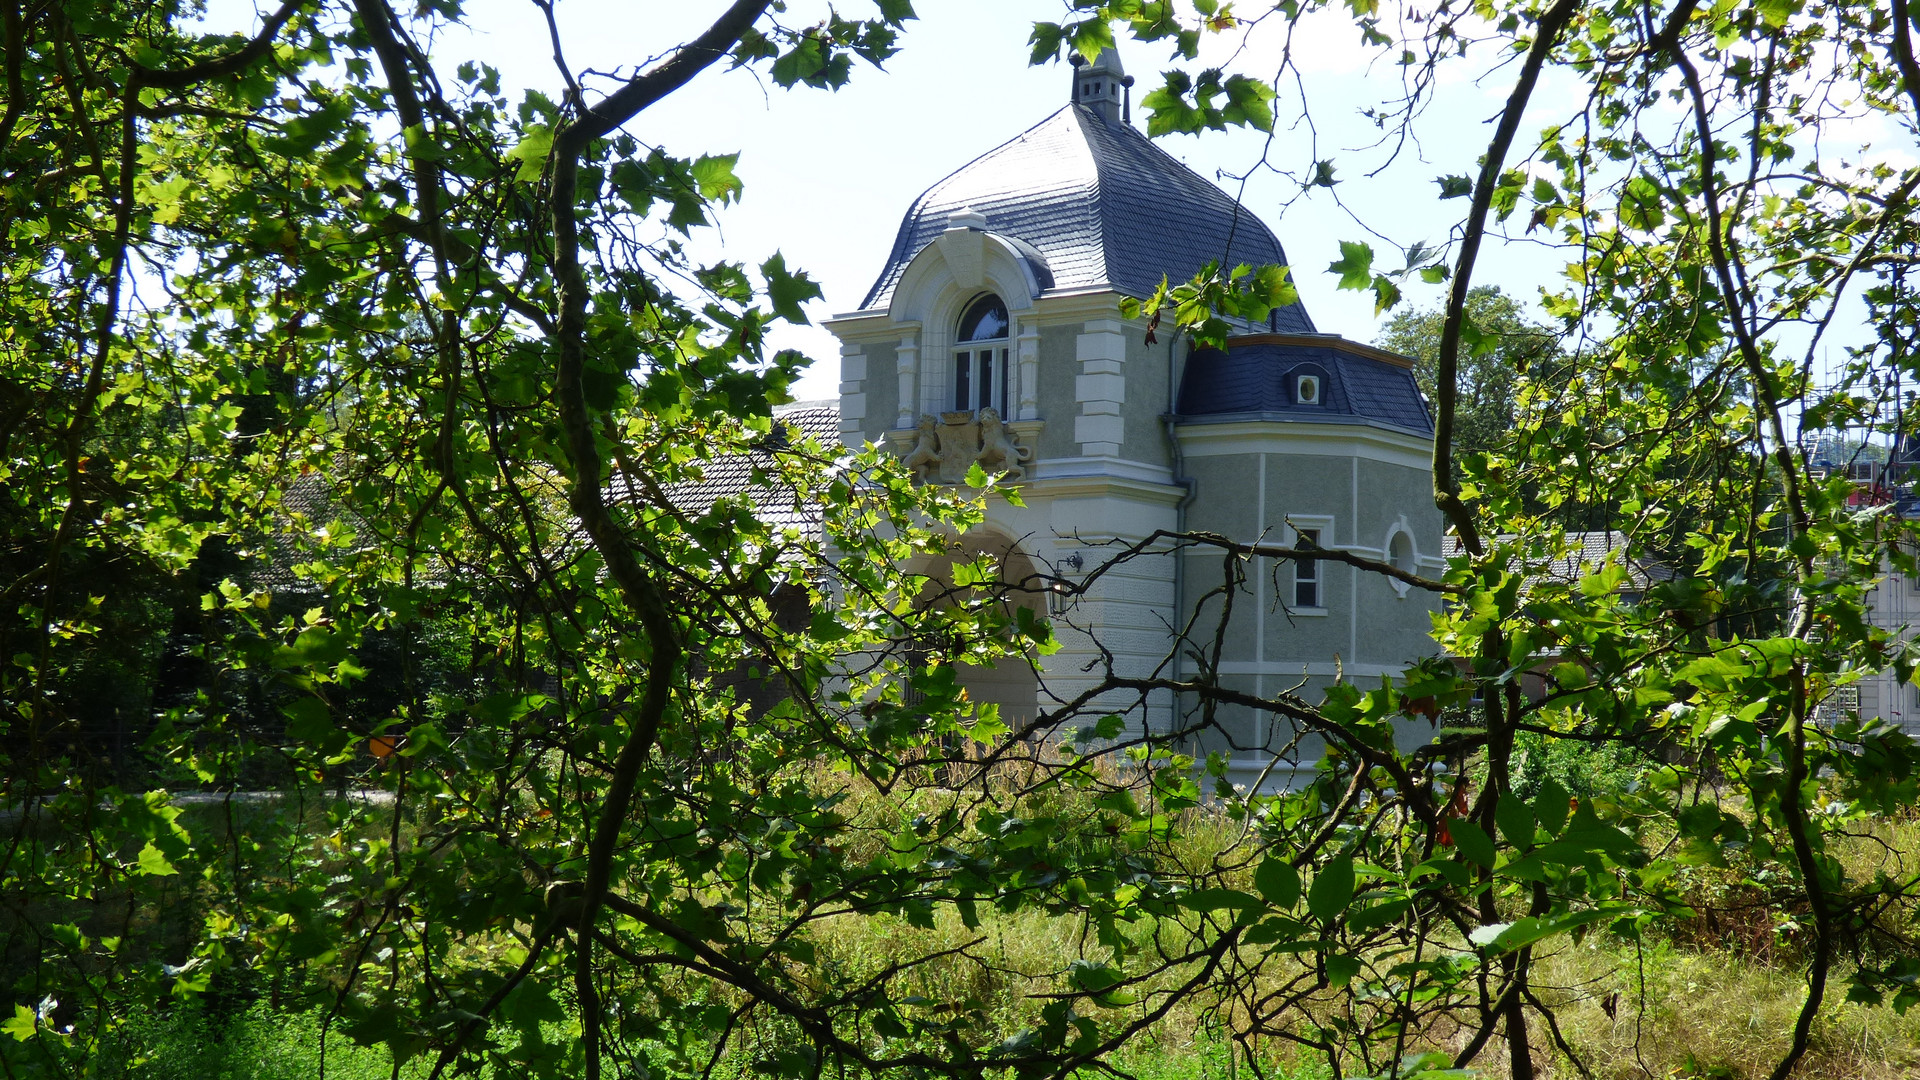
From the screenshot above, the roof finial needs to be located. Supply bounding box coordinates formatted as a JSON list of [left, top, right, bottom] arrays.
[[1071, 49, 1128, 125]]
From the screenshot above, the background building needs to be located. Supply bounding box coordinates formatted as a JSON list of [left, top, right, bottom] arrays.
[[818, 49, 1447, 789]]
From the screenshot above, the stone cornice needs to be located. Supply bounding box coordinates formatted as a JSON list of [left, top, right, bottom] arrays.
[[1174, 418, 1434, 470]]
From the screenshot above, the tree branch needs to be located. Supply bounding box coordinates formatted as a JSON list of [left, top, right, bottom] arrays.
[[556, 0, 771, 151], [130, 0, 306, 91], [1431, 0, 1584, 557], [543, 7, 775, 1075]]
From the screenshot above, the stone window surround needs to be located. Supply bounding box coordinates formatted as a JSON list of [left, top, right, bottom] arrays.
[[1285, 514, 1336, 615], [1382, 514, 1421, 600]]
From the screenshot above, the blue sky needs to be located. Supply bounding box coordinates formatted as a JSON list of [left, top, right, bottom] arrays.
[[202, 0, 1873, 410]]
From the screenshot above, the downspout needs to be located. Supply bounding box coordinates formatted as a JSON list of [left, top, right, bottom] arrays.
[[1163, 332, 1197, 743]]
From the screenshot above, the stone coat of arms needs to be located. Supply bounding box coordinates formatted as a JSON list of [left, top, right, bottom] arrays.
[[901, 407, 1032, 485]]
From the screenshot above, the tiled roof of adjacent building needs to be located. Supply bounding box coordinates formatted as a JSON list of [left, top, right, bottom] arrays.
[[860, 102, 1315, 334], [1176, 334, 1434, 436], [651, 401, 840, 544], [1440, 530, 1674, 593]]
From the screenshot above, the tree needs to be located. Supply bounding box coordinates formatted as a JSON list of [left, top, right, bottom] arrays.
[[0, 3, 1074, 1078], [8, 3, 1920, 1080], [1376, 285, 1559, 463]]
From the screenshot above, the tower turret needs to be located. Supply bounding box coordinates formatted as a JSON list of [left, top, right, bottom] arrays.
[[1070, 50, 1132, 124]]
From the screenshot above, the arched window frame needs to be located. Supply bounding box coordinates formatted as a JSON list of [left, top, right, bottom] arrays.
[[953, 293, 1011, 415], [1383, 516, 1420, 599]]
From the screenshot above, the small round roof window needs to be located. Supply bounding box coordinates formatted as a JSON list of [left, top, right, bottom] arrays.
[[958, 294, 1010, 342]]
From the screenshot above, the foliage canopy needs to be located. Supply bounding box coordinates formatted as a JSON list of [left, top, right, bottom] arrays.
[[5, 1, 1920, 1080]]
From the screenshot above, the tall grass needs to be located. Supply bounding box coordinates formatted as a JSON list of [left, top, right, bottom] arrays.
[[95, 1002, 428, 1080], [29, 770, 1920, 1078]]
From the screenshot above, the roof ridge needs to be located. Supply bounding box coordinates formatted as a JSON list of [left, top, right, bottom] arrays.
[[1066, 107, 1116, 290]]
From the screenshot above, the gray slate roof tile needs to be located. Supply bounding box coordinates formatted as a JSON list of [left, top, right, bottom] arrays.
[[1441, 531, 1675, 592], [653, 402, 841, 544], [1177, 340, 1433, 435], [861, 104, 1314, 334]]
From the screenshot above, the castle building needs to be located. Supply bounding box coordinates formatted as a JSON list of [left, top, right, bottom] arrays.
[[822, 50, 1446, 788]]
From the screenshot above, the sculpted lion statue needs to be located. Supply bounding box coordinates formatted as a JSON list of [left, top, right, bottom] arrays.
[[902, 414, 941, 482], [974, 407, 1031, 482]]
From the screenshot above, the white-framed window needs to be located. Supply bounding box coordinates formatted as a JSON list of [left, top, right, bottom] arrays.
[[1388, 529, 1416, 575], [1814, 684, 1859, 726], [1295, 373, 1322, 405], [1386, 526, 1418, 600], [1286, 517, 1335, 612], [954, 293, 1010, 414], [1294, 527, 1322, 608]]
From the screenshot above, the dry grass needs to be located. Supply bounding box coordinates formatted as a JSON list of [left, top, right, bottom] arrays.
[[1519, 941, 1920, 1080]]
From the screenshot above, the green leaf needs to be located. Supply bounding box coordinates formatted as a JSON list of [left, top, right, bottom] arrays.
[[1471, 909, 1623, 954], [1619, 175, 1667, 230], [274, 627, 349, 669], [762, 252, 822, 325], [2, 1004, 35, 1042], [871, 1012, 910, 1039], [1067, 17, 1116, 63], [1535, 777, 1572, 837], [504, 124, 552, 182], [1254, 856, 1301, 908], [136, 841, 179, 877], [1449, 820, 1496, 868], [1436, 174, 1473, 198], [690, 153, 744, 203], [1329, 241, 1375, 292], [283, 697, 341, 750], [1549, 661, 1589, 690], [1180, 888, 1264, 912], [1027, 22, 1064, 65], [1220, 74, 1275, 132], [1324, 952, 1362, 986], [1371, 273, 1402, 314], [1306, 856, 1355, 921], [1755, 0, 1794, 28], [1495, 794, 1536, 848]]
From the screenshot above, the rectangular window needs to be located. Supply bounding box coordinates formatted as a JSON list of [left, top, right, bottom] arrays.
[[955, 348, 1011, 413], [1294, 528, 1320, 608]]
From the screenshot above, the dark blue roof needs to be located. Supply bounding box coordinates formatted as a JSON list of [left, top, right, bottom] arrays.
[[1177, 336, 1433, 436], [860, 104, 1314, 333]]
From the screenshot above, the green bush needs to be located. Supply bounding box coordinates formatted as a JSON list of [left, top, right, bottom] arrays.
[[1510, 728, 1657, 801]]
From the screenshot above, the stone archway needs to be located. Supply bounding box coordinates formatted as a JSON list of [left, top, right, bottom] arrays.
[[913, 531, 1046, 730]]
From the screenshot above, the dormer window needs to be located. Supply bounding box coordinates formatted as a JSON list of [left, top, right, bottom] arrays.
[[954, 294, 1010, 414], [1295, 373, 1322, 405]]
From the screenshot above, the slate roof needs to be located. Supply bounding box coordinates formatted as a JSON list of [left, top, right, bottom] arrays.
[[1441, 531, 1675, 593], [1176, 336, 1433, 436], [651, 401, 840, 544], [860, 103, 1315, 333]]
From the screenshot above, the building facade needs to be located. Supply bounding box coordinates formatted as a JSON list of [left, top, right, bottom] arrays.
[[823, 51, 1446, 788]]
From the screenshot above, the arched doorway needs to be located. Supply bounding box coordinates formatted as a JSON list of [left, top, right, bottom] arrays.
[[912, 531, 1046, 731]]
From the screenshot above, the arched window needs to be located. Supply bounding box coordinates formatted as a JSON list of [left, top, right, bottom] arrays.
[[954, 294, 1010, 414], [1389, 530, 1415, 575]]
